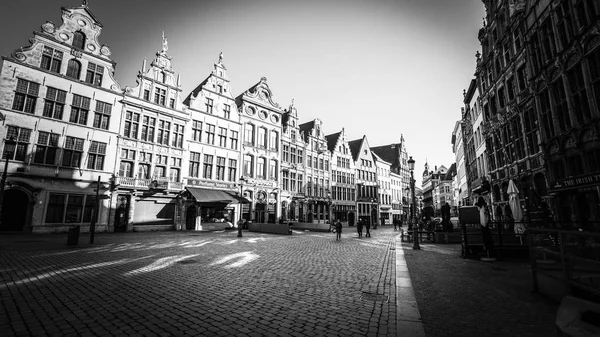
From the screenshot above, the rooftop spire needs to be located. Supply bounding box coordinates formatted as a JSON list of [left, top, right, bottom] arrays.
[[82, 0, 88, 7], [161, 31, 168, 53], [218, 52, 223, 64]]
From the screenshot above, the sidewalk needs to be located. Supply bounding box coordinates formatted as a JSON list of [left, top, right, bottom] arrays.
[[400, 241, 559, 337]]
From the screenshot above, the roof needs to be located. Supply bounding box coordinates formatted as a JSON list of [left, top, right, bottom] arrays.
[[183, 75, 210, 106], [444, 163, 457, 180], [325, 131, 341, 152], [370, 144, 399, 166], [348, 138, 363, 162], [298, 121, 315, 142]]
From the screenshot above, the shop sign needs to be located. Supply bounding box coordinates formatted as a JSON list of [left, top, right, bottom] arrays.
[[187, 179, 234, 190], [551, 173, 600, 191], [245, 178, 277, 188]]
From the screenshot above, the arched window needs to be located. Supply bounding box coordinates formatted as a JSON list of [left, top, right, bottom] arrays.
[[66, 59, 81, 79], [72, 31, 86, 50]]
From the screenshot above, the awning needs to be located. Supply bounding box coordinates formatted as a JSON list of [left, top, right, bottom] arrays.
[[186, 187, 250, 203]]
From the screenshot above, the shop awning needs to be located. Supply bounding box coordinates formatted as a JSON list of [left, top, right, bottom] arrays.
[[186, 187, 250, 203]]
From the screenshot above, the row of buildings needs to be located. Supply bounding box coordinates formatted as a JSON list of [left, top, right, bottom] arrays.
[[0, 2, 415, 233], [452, 0, 600, 230]]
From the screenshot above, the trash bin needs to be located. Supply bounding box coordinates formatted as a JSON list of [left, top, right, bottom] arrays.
[[67, 225, 80, 245]]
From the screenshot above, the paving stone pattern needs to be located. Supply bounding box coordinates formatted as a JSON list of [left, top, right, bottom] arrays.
[[1, 228, 398, 336], [401, 241, 559, 337]]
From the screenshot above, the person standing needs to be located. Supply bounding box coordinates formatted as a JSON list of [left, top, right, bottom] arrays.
[[335, 220, 342, 241], [365, 220, 371, 237], [357, 219, 363, 238], [393, 218, 398, 231]]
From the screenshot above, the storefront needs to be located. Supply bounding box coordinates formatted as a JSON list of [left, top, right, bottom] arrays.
[[549, 173, 600, 231], [177, 187, 248, 231]]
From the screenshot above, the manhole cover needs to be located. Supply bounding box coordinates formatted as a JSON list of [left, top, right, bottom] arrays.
[[177, 259, 199, 265], [361, 292, 389, 302]]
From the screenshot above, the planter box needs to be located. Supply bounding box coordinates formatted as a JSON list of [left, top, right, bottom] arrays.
[[248, 222, 291, 235]]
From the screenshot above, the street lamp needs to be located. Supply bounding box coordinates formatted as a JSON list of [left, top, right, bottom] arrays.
[[0, 137, 17, 226], [408, 156, 420, 250], [238, 177, 247, 237]]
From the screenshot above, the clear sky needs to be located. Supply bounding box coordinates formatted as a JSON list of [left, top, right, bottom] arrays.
[[0, 0, 485, 186]]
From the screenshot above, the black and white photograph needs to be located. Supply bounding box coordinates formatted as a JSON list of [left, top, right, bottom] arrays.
[[1, 0, 600, 336]]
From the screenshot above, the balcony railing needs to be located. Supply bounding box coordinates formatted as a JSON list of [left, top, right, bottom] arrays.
[[117, 176, 183, 191]]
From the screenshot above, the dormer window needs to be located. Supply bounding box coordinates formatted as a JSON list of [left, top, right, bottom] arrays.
[[72, 31, 86, 50]]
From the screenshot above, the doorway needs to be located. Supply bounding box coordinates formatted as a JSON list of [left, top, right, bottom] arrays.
[[186, 205, 197, 230], [0, 189, 29, 231], [255, 203, 266, 223]]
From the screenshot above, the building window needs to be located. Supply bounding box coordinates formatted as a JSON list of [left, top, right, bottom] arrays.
[[85, 62, 104, 86], [72, 31, 86, 50], [228, 159, 237, 182], [192, 120, 202, 142], [41, 46, 63, 73], [269, 159, 277, 180], [3, 126, 32, 161], [567, 63, 591, 124], [169, 167, 180, 182], [124, 111, 140, 139], [189, 152, 201, 178], [172, 124, 184, 148], [93, 101, 111, 130], [216, 157, 226, 181], [87, 141, 106, 170], [143, 89, 150, 101], [157, 120, 170, 145], [203, 154, 213, 179], [283, 171, 289, 191], [154, 165, 166, 179], [290, 172, 297, 192], [517, 66, 526, 92], [244, 124, 255, 145], [61, 136, 84, 168], [169, 157, 181, 182], [257, 157, 266, 179], [205, 98, 213, 114], [507, 76, 515, 102], [497, 86, 506, 109], [258, 127, 267, 148], [270, 131, 278, 151], [224, 104, 231, 119], [154, 88, 166, 106], [140, 116, 155, 142], [66, 59, 81, 79], [290, 148, 297, 164], [210, 127, 224, 148], [555, 1, 574, 48], [523, 108, 539, 156], [43, 87, 66, 120], [551, 79, 571, 133], [169, 98, 175, 108], [217, 84, 223, 94], [138, 163, 151, 179], [45, 193, 66, 223], [590, 48, 600, 112], [69, 94, 90, 125], [12, 79, 40, 113], [205, 124, 215, 145], [229, 131, 238, 150], [34, 131, 59, 165], [575, 0, 598, 28], [244, 154, 254, 177], [540, 18, 556, 62], [283, 145, 290, 163], [119, 154, 134, 177]]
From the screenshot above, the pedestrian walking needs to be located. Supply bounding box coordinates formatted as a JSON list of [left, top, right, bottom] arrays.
[[393, 219, 398, 231], [335, 220, 342, 241], [357, 219, 363, 238], [365, 220, 371, 237]]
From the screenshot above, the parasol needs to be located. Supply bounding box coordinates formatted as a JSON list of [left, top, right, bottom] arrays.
[[508, 180, 526, 236]]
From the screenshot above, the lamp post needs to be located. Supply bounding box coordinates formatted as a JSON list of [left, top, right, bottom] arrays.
[[408, 156, 420, 250], [0, 137, 17, 226], [238, 177, 247, 237]]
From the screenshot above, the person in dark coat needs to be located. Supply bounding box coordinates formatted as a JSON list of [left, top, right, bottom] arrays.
[[365, 220, 371, 237], [393, 219, 398, 231], [357, 219, 363, 238], [335, 220, 342, 240]]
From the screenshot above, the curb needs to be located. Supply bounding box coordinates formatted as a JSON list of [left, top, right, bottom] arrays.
[[396, 234, 426, 337]]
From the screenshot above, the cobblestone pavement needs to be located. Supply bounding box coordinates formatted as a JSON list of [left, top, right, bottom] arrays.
[[400, 240, 559, 337], [1, 227, 398, 337]]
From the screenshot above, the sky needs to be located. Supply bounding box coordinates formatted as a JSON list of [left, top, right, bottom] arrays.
[[0, 0, 485, 186]]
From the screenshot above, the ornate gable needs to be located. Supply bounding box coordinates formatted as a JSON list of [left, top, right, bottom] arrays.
[[242, 77, 281, 110]]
